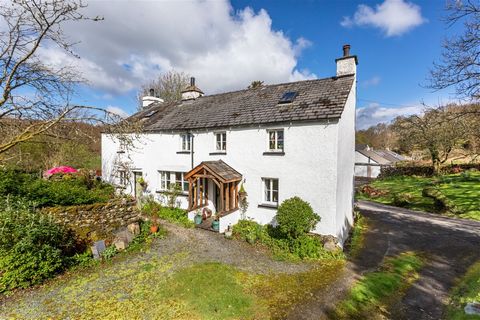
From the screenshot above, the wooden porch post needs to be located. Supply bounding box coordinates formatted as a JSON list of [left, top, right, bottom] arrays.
[[220, 182, 224, 213], [188, 178, 193, 210], [196, 177, 200, 208], [225, 182, 230, 212], [230, 183, 234, 210]]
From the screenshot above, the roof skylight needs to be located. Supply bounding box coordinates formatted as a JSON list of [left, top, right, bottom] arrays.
[[278, 91, 298, 104]]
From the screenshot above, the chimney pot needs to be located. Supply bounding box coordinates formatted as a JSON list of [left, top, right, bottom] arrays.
[[343, 44, 350, 57], [190, 77, 195, 86]]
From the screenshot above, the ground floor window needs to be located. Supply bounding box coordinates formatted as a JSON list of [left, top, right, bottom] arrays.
[[159, 171, 188, 193], [175, 172, 189, 192], [262, 178, 279, 205], [159, 171, 171, 191], [116, 169, 127, 187]]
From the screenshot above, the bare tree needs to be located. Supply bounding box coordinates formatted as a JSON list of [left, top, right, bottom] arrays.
[[428, 0, 480, 100], [0, 0, 142, 162], [138, 70, 189, 109], [391, 106, 470, 173]]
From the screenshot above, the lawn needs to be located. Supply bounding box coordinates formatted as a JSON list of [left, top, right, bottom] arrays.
[[447, 260, 480, 320], [0, 247, 345, 320], [356, 172, 480, 220], [332, 251, 424, 319]]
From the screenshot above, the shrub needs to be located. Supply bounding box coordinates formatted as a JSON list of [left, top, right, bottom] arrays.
[[0, 202, 77, 293], [290, 235, 324, 259], [276, 197, 320, 239], [141, 196, 193, 228], [232, 220, 264, 244]]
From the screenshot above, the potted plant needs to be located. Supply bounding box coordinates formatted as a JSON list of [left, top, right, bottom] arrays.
[[149, 206, 160, 233], [238, 184, 247, 199], [211, 215, 220, 232], [194, 210, 203, 225], [137, 177, 148, 190]]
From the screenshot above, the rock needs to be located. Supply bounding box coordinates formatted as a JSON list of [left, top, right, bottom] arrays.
[[91, 240, 106, 259], [114, 239, 127, 251], [127, 222, 140, 236], [465, 302, 480, 315], [323, 240, 338, 252]]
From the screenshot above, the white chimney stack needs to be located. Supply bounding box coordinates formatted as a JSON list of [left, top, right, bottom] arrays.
[[142, 88, 164, 108], [336, 44, 358, 77], [181, 77, 204, 100]]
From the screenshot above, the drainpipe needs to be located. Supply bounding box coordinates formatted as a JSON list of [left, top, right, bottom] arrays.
[[190, 132, 194, 169]]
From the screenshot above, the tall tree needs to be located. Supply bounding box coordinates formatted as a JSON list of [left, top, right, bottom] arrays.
[[0, 0, 138, 160], [429, 0, 480, 100], [138, 70, 189, 108]]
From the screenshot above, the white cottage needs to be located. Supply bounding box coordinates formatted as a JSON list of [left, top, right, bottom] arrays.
[[102, 45, 358, 245]]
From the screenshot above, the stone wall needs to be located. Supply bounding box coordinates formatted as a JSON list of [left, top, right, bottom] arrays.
[[42, 198, 141, 242]]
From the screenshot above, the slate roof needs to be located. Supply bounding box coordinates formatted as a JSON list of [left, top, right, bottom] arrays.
[[185, 160, 242, 183], [356, 149, 406, 165], [356, 149, 392, 165], [133, 74, 355, 132]]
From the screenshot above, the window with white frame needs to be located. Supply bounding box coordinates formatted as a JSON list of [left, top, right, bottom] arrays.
[[180, 134, 191, 152], [118, 138, 127, 152], [215, 132, 227, 151], [175, 172, 189, 193], [159, 171, 171, 191], [268, 129, 284, 152], [118, 170, 127, 187], [262, 178, 279, 205]]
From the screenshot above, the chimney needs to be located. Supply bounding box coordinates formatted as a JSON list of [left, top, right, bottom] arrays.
[[181, 77, 204, 100], [336, 44, 358, 77], [142, 88, 164, 108]]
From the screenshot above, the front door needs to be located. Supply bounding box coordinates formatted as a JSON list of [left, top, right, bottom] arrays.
[[214, 184, 220, 213], [134, 171, 143, 198]]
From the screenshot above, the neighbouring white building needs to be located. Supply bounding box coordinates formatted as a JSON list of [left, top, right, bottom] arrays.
[[355, 145, 406, 178], [102, 45, 358, 245]]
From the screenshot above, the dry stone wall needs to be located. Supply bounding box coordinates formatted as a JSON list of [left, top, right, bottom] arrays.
[[42, 198, 141, 242]]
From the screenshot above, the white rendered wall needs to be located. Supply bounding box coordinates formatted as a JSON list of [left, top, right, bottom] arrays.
[[354, 152, 381, 178], [333, 77, 356, 246], [102, 121, 341, 237]]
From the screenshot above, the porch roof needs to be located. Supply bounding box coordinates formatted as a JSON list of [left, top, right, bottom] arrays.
[[185, 160, 242, 183]]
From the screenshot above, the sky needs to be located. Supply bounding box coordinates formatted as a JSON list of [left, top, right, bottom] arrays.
[[46, 0, 464, 129]]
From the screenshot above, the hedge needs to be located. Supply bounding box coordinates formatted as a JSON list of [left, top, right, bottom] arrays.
[[379, 163, 480, 178]]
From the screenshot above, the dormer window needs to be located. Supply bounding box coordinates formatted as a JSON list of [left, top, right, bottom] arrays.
[[180, 134, 191, 152], [278, 91, 298, 104]]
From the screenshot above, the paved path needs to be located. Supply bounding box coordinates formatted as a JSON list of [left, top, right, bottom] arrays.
[[357, 200, 480, 320], [288, 200, 480, 320]]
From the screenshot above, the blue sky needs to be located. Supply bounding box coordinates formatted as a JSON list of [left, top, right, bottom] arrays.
[[57, 0, 461, 129]]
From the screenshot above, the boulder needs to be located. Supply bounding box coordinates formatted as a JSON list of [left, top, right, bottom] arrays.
[[91, 240, 106, 259], [465, 302, 480, 315], [127, 222, 140, 236], [323, 239, 338, 252]]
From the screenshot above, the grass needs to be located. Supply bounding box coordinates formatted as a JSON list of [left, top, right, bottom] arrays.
[[333, 251, 424, 320], [1, 250, 345, 319], [345, 213, 369, 258], [356, 171, 480, 220], [447, 260, 480, 320]]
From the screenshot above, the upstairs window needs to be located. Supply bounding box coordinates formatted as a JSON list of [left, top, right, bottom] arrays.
[[262, 178, 279, 205], [180, 134, 191, 152], [215, 132, 227, 151], [268, 129, 284, 152], [118, 138, 127, 152]]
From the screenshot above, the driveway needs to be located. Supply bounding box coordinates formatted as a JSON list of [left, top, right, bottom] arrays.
[[356, 201, 480, 320], [288, 200, 480, 320]]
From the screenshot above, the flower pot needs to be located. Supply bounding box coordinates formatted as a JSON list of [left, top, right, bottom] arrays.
[[211, 220, 220, 232], [150, 225, 159, 233], [194, 214, 203, 225], [224, 229, 233, 238]]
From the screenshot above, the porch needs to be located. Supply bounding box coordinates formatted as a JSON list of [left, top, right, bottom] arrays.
[[185, 160, 242, 232]]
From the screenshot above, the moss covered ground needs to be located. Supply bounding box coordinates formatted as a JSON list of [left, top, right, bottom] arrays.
[[0, 237, 345, 320], [447, 260, 480, 320], [356, 172, 480, 220]]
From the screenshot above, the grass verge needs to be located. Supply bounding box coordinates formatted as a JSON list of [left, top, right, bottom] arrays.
[[345, 212, 369, 258], [332, 251, 424, 319], [446, 260, 480, 320]]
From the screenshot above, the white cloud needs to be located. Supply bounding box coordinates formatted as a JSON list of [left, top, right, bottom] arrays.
[[361, 76, 381, 87], [106, 105, 129, 119], [41, 1, 315, 95], [356, 102, 421, 129], [341, 0, 426, 37]]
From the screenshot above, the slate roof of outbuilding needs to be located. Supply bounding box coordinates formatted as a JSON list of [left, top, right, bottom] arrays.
[[133, 74, 355, 132]]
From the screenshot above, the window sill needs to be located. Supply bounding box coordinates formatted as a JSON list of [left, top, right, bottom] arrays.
[[263, 151, 285, 156], [116, 150, 125, 154], [176, 151, 191, 154], [155, 190, 188, 196], [258, 203, 278, 209], [115, 185, 126, 189], [209, 151, 227, 155]]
